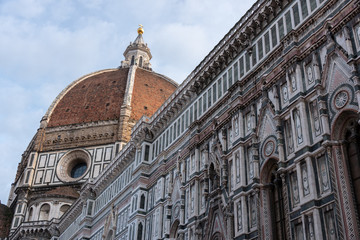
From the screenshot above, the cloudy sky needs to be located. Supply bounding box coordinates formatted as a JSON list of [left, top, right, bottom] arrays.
[[0, 0, 256, 204]]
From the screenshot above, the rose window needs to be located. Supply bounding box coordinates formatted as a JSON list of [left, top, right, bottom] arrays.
[[334, 91, 349, 109]]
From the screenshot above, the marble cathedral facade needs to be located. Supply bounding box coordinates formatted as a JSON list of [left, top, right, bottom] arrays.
[[8, 0, 360, 239]]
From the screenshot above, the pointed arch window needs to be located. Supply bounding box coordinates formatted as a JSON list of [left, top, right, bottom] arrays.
[[27, 207, 33, 221], [137, 222, 143, 240], [131, 56, 135, 65], [140, 194, 146, 209], [139, 56, 143, 67]]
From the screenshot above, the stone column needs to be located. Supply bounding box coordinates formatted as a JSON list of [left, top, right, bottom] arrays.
[[221, 127, 227, 152], [281, 173, 291, 239], [276, 118, 286, 163], [252, 142, 259, 180], [180, 190, 186, 225], [352, 76, 360, 116], [224, 201, 234, 240], [259, 187, 272, 239], [255, 189, 261, 238], [194, 180, 199, 216]]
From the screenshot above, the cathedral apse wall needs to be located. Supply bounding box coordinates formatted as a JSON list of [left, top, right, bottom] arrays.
[[7, 0, 360, 239]]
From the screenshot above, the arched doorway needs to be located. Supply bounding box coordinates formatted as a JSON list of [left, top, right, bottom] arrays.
[[260, 159, 286, 239], [342, 118, 360, 215], [269, 169, 286, 239], [332, 112, 360, 224], [211, 232, 224, 240], [169, 220, 180, 239]]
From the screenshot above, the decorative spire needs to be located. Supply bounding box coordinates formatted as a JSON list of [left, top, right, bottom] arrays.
[[121, 25, 152, 70]]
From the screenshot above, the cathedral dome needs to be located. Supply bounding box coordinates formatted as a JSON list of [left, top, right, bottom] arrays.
[[7, 26, 179, 239], [46, 67, 176, 128], [9, 27, 177, 200]]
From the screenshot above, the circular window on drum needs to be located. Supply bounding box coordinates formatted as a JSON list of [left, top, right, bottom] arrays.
[[56, 149, 91, 182]]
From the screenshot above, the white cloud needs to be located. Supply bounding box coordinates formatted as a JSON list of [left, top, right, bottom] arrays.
[[0, 0, 45, 19]]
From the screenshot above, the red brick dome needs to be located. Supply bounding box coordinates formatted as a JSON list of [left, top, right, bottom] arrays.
[[47, 67, 177, 128]]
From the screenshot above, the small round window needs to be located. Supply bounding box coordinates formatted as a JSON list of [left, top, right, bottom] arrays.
[[56, 149, 91, 182], [71, 162, 87, 178]]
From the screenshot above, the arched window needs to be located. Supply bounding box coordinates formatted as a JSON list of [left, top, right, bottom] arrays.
[[27, 207, 33, 221], [131, 56, 135, 65], [209, 163, 219, 191], [16, 203, 22, 214], [140, 194, 145, 209], [137, 222, 143, 240], [39, 203, 50, 221], [59, 204, 70, 218], [139, 56, 143, 67]]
